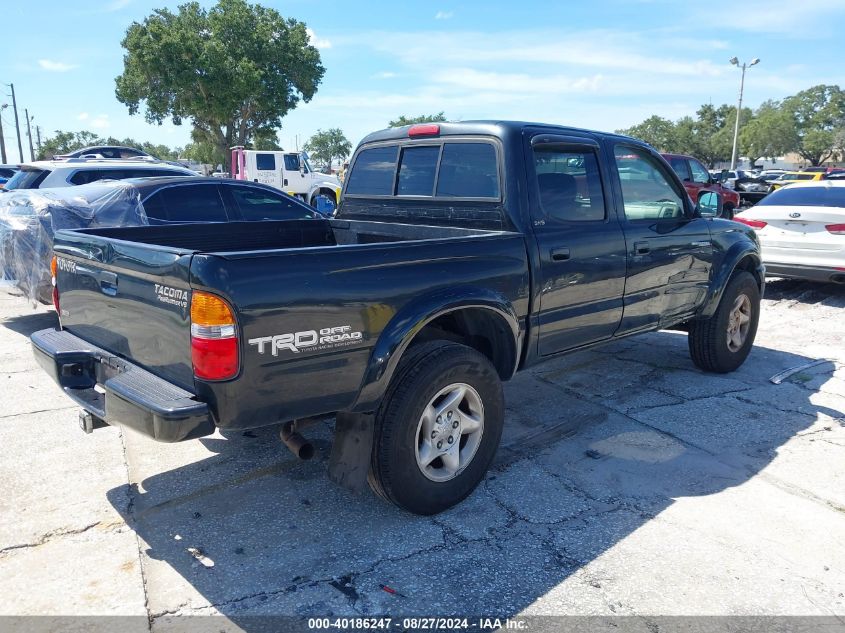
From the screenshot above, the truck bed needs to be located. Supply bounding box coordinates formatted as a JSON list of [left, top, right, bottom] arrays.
[[82, 218, 503, 254], [52, 218, 530, 428]]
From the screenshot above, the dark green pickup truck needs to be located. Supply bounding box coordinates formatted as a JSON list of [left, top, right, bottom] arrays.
[[32, 121, 764, 514]]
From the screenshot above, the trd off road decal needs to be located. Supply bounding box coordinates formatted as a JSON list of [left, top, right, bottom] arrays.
[[154, 284, 189, 309], [249, 325, 363, 355]]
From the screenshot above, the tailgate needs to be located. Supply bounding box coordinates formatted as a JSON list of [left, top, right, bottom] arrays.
[[54, 229, 197, 390]]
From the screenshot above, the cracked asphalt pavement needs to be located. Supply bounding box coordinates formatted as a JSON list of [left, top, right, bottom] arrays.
[[1, 279, 844, 630]]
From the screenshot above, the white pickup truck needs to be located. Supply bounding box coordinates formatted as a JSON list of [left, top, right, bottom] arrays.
[[230, 147, 341, 212]]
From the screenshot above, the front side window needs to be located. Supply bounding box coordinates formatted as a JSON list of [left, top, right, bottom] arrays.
[[436, 143, 499, 198], [345, 146, 399, 196], [397, 146, 439, 196], [534, 147, 605, 222], [283, 154, 300, 171], [229, 186, 315, 220], [689, 159, 710, 184], [615, 146, 685, 221], [256, 154, 276, 171]]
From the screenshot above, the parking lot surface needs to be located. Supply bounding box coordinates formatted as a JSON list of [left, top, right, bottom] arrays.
[[1, 281, 843, 630]]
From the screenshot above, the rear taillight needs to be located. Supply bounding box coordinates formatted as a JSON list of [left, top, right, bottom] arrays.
[[190, 291, 239, 380], [50, 256, 60, 314], [734, 217, 768, 230], [825, 223, 845, 235]]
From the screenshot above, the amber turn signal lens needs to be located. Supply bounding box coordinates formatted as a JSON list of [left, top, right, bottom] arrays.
[[50, 256, 57, 278], [191, 291, 235, 326]]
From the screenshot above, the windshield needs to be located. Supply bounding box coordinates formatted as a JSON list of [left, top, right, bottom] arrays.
[[4, 168, 49, 190], [778, 173, 814, 181], [758, 186, 845, 208]]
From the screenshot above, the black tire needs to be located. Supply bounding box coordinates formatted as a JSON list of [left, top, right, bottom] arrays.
[[688, 270, 760, 373], [722, 203, 735, 220], [368, 340, 504, 515]]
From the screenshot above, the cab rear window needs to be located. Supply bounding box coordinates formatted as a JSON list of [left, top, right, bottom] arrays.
[[346, 146, 399, 196], [346, 141, 500, 199]]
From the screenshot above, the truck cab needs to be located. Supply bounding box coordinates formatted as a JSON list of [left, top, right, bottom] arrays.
[[230, 147, 341, 212]]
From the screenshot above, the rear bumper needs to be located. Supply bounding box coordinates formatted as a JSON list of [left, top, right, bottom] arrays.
[[31, 328, 214, 442], [765, 263, 845, 284]]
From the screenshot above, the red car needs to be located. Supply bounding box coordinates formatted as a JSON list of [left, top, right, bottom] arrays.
[[661, 153, 740, 217]]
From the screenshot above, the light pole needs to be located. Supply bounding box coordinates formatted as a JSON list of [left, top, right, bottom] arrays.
[[729, 56, 760, 170], [0, 104, 8, 164]]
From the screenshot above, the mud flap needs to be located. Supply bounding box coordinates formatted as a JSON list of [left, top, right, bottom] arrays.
[[328, 411, 375, 493]]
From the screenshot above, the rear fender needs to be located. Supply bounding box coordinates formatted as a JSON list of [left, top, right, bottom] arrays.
[[349, 287, 521, 413]]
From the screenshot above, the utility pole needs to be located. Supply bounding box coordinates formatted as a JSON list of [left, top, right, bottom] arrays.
[[0, 104, 8, 164], [36, 125, 42, 155], [729, 57, 760, 171], [8, 84, 24, 163], [25, 109, 34, 162]]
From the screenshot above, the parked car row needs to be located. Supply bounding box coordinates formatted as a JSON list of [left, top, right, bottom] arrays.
[[0, 177, 319, 304], [734, 181, 845, 285]]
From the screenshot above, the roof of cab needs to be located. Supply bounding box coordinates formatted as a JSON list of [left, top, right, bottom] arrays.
[[357, 120, 641, 147]]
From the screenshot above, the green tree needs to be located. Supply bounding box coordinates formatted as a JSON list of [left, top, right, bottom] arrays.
[[115, 0, 325, 169], [37, 130, 101, 159], [740, 101, 799, 166], [250, 128, 282, 151], [782, 85, 845, 165], [388, 112, 447, 127], [304, 128, 351, 169], [617, 115, 676, 151]]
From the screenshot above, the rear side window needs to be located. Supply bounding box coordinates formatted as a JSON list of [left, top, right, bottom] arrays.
[[397, 146, 439, 196], [256, 154, 276, 171], [69, 170, 102, 185], [346, 146, 399, 196], [534, 147, 605, 222], [437, 143, 499, 198], [157, 184, 228, 222], [229, 186, 316, 220], [666, 157, 691, 182]]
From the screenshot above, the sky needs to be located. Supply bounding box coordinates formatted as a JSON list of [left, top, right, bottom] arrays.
[[2, 0, 845, 161]]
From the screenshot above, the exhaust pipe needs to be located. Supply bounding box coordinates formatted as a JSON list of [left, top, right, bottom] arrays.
[[280, 421, 315, 460]]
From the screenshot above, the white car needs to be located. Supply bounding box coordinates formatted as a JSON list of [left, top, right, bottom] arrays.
[[734, 181, 845, 284], [2, 158, 195, 190]]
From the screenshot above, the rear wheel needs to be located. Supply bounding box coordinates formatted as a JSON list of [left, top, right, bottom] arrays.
[[368, 341, 504, 515], [688, 271, 760, 373], [722, 202, 735, 220]]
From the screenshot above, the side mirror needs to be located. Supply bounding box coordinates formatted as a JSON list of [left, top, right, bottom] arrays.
[[696, 191, 723, 218]]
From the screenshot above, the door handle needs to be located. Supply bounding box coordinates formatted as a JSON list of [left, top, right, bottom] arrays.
[[99, 271, 118, 297], [550, 247, 571, 261], [634, 241, 650, 255]]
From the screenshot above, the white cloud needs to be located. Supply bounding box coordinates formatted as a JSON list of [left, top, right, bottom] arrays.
[[306, 28, 332, 49], [692, 0, 845, 35], [106, 0, 132, 11], [434, 11, 454, 20], [38, 59, 77, 72], [76, 112, 89, 121], [372, 71, 397, 79], [89, 115, 111, 130]]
